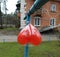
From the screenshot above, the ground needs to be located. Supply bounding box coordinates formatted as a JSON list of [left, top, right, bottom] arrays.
[[0, 28, 60, 57], [0, 27, 18, 42], [0, 27, 19, 35], [0, 41, 60, 57], [0, 28, 59, 42]]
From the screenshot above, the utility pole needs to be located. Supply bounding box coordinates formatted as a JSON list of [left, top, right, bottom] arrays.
[[0, 0, 3, 29], [20, 0, 25, 29]]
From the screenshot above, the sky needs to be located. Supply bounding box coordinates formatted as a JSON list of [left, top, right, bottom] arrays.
[[1, 0, 18, 14]]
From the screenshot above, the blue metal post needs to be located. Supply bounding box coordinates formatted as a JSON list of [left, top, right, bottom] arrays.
[[24, 0, 49, 57], [24, 15, 30, 57], [24, 44, 29, 57]]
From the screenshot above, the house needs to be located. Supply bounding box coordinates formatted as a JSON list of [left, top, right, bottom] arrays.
[[16, 0, 60, 32]]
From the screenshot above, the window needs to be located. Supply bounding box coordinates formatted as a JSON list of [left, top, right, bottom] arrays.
[[51, 4, 56, 12], [34, 16, 40, 26], [50, 18, 56, 26]]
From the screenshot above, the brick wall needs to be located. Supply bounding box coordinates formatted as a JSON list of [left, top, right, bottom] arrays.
[[25, 0, 60, 30], [24, 0, 60, 31]]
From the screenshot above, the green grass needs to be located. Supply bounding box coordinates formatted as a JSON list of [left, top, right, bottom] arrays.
[[0, 41, 60, 57], [0, 27, 19, 35], [0, 27, 17, 30]]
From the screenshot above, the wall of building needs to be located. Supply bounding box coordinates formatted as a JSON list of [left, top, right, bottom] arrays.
[[25, 0, 34, 12], [18, 0, 60, 31], [41, 1, 60, 29], [25, 0, 60, 30]]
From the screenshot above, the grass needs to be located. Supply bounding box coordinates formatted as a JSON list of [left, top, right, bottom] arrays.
[[0, 41, 60, 57], [0, 27, 19, 35]]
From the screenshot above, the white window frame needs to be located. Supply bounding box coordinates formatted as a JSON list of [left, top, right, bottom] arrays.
[[50, 18, 56, 26], [50, 4, 56, 12], [34, 16, 41, 26]]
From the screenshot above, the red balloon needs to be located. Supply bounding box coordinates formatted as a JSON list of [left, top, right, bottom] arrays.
[[18, 25, 31, 45], [17, 24, 42, 45], [29, 24, 42, 45]]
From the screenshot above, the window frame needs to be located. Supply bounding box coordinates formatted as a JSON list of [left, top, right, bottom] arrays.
[[50, 4, 56, 12], [34, 16, 41, 26], [50, 18, 56, 26]]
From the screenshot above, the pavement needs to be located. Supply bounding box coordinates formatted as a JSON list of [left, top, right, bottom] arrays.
[[0, 34, 58, 42]]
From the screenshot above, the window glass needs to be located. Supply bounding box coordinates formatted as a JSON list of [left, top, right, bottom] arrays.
[[51, 4, 56, 12], [34, 16, 40, 26]]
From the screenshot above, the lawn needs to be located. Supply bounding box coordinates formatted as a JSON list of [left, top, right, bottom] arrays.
[[0, 41, 60, 57], [0, 27, 19, 35]]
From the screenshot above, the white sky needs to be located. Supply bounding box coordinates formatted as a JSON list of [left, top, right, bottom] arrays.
[[1, 0, 18, 14], [7, 0, 18, 14]]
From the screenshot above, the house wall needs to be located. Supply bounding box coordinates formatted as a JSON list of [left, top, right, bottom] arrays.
[[25, 0, 34, 12], [25, 0, 60, 30], [19, 0, 60, 31], [41, 1, 60, 27]]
